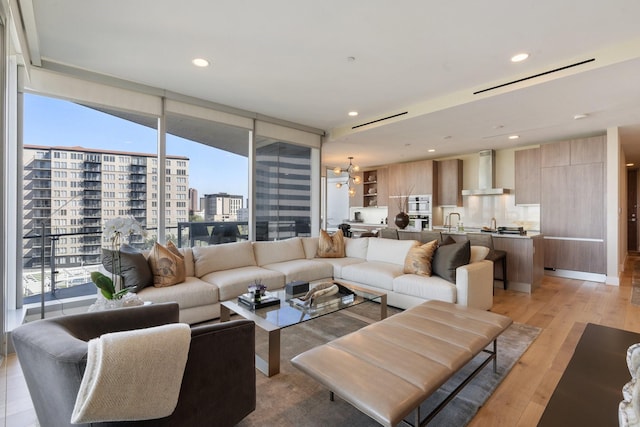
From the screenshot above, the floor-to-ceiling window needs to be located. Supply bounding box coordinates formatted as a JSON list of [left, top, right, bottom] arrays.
[[255, 138, 313, 241], [11, 67, 322, 319], [21, 94, 158, 305], [166, 113, 249, 246]]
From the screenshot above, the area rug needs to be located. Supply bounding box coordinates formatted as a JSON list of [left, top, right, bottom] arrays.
[[237, 303, 540, 427]]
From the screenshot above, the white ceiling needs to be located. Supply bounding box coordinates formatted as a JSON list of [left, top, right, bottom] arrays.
[[16, 0, 640, 169]]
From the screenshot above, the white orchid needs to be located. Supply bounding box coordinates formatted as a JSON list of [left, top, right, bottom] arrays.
[[104, 216, 147, 242]]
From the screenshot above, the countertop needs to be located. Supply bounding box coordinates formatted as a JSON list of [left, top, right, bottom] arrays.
[[399, 228, 542, 239]]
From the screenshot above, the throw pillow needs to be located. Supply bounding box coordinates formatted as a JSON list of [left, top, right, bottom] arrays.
[[403, 239, 439, 276], [316, 229, 345, 258], [148, 242, 186, 287], [102, 244, 153, 293], [431, 240, 471, 283], [441, 235, 456, 245]]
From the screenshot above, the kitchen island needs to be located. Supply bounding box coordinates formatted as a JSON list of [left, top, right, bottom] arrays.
[[398, 229, 544, 293]]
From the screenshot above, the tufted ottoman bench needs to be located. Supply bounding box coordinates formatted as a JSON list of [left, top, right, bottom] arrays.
[[291, 300, 512, 427]]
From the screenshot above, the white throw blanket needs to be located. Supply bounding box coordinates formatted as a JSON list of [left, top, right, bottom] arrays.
[[71, 323, 191, 424]]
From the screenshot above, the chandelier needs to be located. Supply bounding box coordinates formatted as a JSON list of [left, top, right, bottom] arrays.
[[333, 156, 361, 197]]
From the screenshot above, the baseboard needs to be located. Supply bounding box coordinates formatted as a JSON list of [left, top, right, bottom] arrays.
[[544, 269, 606, 283]]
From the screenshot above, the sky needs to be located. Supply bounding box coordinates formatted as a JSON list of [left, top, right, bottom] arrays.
[[23, 93, 249, 199]]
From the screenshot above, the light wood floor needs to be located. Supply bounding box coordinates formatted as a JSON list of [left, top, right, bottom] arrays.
[[3, 258, 639, 427]]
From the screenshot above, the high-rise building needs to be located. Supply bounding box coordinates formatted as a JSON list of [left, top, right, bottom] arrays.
[[188, 188, 199, 214], [202, 193, 244, 221], [22, 145, 189, 268]]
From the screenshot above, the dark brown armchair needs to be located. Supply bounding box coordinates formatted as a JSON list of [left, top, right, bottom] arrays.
[[12, 303, 256, 427]]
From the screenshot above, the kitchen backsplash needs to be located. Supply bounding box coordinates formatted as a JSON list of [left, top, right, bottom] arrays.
[[348, 206, 389, 225], [440, 194, 540, 231]]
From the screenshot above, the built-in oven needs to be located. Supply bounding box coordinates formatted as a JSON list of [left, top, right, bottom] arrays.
[[409, 215, 431, 231], [407, 195, 432, 216]]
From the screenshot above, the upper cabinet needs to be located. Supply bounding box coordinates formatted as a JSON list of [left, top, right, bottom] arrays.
[[388, 160, 436, 197], [541, 135, 605, 167], [515, 148, 540, 205], [436, 159, 462, 206]]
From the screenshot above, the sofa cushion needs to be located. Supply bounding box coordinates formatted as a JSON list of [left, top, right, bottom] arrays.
[[470, 246, 490, 263], [403, 240, 439, 276], [102, 244, 153, 293], [137, 276, 219, 308], [192, 241, 256, 277], [200, 266, 285, 301], [366, 238, 417, 266], [148, 241, 186, 287], [344, 237, 369, 259], [253, 237, 305, 266], [341, 261, 404, 291], [316, 257, 367, 278], [317, 229, 345, 258], [301, 237, 319, 259], [177, 247, 195, 277], [432, 240, 471, 284], [392, 274, 457, 303], [262, 259, 333, 284]]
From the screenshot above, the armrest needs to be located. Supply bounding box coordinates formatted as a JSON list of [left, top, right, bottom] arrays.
[[455, 260, 493, 310], [154, 319, 256, 427]]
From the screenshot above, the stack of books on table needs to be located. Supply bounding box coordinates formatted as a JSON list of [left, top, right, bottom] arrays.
[[237, 292, 281, 310]]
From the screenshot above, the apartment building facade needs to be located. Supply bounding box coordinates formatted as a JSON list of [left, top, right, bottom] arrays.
[[22, 145, 189, 269], [202, 193, 244, 221]]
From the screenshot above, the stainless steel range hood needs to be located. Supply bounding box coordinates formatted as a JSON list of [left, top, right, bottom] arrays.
[[461, 150, 511, 196]]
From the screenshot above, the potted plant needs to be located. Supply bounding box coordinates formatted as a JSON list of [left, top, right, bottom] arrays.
[[90, 216, 147, 306]]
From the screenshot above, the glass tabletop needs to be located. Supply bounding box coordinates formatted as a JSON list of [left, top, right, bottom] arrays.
[[224, 283, 384, 329]]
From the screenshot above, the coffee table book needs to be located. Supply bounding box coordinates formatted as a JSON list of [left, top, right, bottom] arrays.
[[237, 292, 281, 310]]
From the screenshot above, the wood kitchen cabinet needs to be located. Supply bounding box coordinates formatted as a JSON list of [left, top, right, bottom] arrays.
[[515, 148, 540, 205], [437, 159, 462, 206], [541, 134, 606, 274], [493, 234, 545, 293], [387, 160, 435, 197]]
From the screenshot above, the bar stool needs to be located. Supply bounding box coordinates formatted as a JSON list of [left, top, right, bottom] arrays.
[[466, 233, 507, 290], [378, 228, 399, 239]]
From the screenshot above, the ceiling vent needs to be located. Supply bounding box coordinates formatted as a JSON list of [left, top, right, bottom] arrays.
[[352, 111, 408, 129], [473, 58, 595, 95], [462, 150, 510, 196]]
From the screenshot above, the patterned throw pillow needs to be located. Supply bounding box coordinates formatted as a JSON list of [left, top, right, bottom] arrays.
[[316, 229, 345, 258], [148, 241, 186, 287], [403, 239, 439, 276]]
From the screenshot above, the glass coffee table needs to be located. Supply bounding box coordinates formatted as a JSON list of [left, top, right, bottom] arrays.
[[220, 282, 387, 377]]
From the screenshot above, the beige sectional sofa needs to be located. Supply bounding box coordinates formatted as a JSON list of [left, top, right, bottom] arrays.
[[134, 236, 494, 324]]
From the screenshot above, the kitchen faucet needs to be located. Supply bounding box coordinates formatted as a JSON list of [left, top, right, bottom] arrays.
[[447, 212, 461, 232]]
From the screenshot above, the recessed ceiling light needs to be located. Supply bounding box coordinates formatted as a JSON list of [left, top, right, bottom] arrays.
[[508, 135, 520, 140], [192, 58, 210, 67], [511, 53, 529, 62], [428, 149, 436, 153], [627, 163, 635, 167], [573, 113, 589, 120], [348, 111, 358, 117]]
